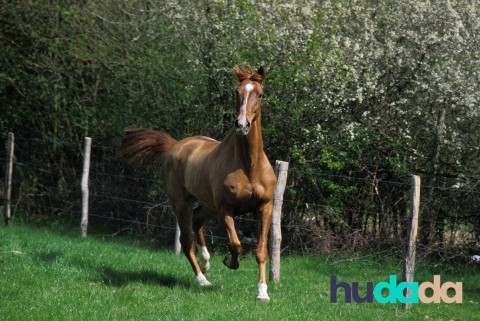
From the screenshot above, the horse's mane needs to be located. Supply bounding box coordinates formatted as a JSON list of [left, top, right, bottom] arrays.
[[234, 66, 264, 83]]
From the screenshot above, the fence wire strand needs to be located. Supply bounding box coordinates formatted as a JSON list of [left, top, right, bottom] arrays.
[[2, 135, 479, 259]]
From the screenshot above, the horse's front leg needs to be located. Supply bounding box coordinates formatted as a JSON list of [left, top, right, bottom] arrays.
[[256, 201, 273, 302], [219, 204, 242, 270]]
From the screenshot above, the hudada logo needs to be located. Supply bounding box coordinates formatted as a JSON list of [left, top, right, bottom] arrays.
[[330, 275, 462, 304]]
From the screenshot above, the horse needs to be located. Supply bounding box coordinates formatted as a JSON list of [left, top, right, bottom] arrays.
[[120, 66, 276, 301]]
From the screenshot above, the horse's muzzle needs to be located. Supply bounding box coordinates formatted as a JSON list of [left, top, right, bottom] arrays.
[[235, 118, 251, 136]]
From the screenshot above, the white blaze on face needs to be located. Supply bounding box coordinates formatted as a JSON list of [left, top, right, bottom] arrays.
[[237, 83, 254, 133]]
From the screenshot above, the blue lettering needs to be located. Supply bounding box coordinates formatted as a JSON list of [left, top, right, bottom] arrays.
[[374, 275, 397, 304], [352, 282, 374, 303], [397, 281, 419, 304], [330, 275, 352, 303]]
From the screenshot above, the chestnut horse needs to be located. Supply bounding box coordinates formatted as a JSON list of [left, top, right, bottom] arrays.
[[121, 66, 276, 301]]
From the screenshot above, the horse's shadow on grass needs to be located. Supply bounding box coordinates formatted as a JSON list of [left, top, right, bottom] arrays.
[[33, 250, 192, 290], [97, 267, 191, 289], [35, 250, 63, 263]]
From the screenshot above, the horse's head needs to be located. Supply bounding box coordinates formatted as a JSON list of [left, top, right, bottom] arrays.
[[234, 66, 265, 136]]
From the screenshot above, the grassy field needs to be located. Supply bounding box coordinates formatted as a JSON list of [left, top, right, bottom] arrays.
[[0, 225, 478, 321]]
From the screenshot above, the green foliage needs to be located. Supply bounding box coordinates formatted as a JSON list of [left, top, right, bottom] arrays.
[[1, 0, 479, 249]]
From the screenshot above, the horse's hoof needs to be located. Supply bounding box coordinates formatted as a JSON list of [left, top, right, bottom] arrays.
[[201, 263, 210, 273], [198, 246, 211, 273], [196, 273, 212, 287], [256, 295, 271, 303], [223, 256, 239, 270], [257, 283, 270, 302], [200, 279, 213, 288], [199, 261, 210, 273]]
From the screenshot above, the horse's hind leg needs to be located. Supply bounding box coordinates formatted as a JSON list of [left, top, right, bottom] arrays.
[[175, 201, 212, 287], [193, 205, 211, 273]]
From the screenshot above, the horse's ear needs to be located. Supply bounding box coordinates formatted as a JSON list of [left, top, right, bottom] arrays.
[[257, 66, 265, 77], [256, 66, 265, 83], [234, 65, 245, 81]]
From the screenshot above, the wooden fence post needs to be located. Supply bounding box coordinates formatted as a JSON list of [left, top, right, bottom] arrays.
[[404, 175, 421, 309], [3, 133, 14, 226], [269, 160, 289, 282], [81, 137, 92, 237]]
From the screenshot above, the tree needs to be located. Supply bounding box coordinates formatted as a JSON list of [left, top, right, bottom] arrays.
[[1, 0, 478, 251]]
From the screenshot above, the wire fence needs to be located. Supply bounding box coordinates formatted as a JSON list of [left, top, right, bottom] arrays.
[[1, 134, 479, 261]]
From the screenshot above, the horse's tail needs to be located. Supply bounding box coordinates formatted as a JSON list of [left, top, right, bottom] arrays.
[[120, 128, 178, 164]]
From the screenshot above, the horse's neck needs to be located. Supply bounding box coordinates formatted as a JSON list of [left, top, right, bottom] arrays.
[[235, 118, 264, 176]]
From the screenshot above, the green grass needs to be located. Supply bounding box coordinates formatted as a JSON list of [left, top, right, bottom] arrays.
[[0, 225, 478, 321]]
